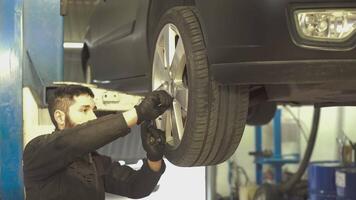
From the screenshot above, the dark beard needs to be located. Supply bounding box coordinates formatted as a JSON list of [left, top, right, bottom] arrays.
[[64, 113, 76, 129]]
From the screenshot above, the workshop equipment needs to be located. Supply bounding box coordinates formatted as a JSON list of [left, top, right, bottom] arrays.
[[252, 109, 300, 184], [337, 134, 356, 166], [46, 82, 144, 112], [336, 168, 356, 200], [0, 0, 24, 199], [253, 107, 321, 200], [337, 135, 350, 165], [1, 0, 64, 198], [308, 161, 340, 200], [22, 82, 145, 161], [280, 107, 321, 193]]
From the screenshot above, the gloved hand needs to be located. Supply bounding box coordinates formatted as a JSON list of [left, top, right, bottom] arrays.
[[135, 90, 173, 125], [141, 122, 166, 161]]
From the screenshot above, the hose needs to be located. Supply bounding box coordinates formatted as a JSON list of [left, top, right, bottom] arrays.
[[280, 106, 321, 192]]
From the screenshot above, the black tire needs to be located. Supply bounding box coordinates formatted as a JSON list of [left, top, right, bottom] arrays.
[[247, 102, 277, 126], [253, 184, 283, 200], [152, 7, 249, 166]]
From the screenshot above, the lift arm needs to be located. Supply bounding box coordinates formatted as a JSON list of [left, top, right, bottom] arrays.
[[47, 82, 144, 112], [24, 82, 144, 145]]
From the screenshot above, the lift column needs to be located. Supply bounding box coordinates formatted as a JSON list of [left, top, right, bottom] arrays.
[[0, 0, 24, 199], [0, 0, 63, 199]]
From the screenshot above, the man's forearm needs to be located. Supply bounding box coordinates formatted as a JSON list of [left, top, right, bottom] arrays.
[[23, 113, 131, 180], [123, 108, 138, 127], [123, 109, 163, 172]]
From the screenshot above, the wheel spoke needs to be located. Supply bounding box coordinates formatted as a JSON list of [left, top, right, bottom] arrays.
[[154, 117, 163, 131], [175, 83, 188, 112], [156, 26, 168, 68], [160, 25, 169, 68], [172, 100, 184, 141], [164, 25, 177, 68], [153, 42, 167, 71], [152, 50, 169, 90], [171, 38, 186, 80], [164, 110, 174, 144], [155, 110, 174, 144]]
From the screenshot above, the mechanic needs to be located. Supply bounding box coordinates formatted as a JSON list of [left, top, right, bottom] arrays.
[[23, 85, 173, 200]]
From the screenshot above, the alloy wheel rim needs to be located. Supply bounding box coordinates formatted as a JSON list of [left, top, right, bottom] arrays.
[[152, 23, 189, 149]]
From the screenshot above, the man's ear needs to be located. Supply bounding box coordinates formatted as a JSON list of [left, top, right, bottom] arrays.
[[54, 109, 66, 130]]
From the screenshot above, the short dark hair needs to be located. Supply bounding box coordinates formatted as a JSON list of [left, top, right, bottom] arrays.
[[48, 85, 94, 129]]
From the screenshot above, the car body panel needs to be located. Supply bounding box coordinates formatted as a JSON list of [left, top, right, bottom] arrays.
[[85, 0, 150, 92], [194, 0, 356, 64], [84, 0, 356, 103]]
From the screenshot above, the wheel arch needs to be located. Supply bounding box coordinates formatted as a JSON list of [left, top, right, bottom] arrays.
[[147, 0, 198, 54], [147, 1, 213, 81]]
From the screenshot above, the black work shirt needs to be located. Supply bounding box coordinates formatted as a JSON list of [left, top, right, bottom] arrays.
[[23, 114, 165, 200]]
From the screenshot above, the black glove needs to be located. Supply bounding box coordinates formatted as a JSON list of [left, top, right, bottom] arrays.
[[135, 90, 173, 125], [141, 122, 166, 161]]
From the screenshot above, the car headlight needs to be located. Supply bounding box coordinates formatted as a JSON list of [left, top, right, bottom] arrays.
[[294, 9, 356, 42]]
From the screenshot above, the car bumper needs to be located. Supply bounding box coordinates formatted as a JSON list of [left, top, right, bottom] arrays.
[[196, 0, 356, 85], [211, 59, 356, 85]]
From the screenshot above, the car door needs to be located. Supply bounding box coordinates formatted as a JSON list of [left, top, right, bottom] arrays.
[[88, 0, 151, 91]]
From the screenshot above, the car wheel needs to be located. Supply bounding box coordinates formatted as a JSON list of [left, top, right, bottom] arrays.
[[247, 102, 277, 126], [151, 6, 249, 166]]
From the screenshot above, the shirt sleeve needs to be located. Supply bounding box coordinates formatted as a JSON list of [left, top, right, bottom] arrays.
[[97, 154, 166, 199], [23, 113, 131, 182]]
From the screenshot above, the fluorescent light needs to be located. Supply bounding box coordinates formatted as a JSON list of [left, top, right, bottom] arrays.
[[93, 80, 111, 84], [63, 42, 84, 49]]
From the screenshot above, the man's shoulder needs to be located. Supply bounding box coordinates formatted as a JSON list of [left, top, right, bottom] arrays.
[[23, 134, 51, 155]]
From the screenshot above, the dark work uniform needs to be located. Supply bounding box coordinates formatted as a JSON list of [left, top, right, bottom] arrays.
[[23, 114, 165, 200]]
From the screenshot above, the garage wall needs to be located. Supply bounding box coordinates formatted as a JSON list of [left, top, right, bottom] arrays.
[[215, 125, 256, 197], [341, 107, 356, 142], [216, 106, 353, 197]]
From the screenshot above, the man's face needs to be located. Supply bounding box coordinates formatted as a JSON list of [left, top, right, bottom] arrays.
[[65, 94, 97, 128]]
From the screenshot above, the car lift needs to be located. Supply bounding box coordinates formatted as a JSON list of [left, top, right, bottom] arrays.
[[251, 109, 300, 185], [4, 1, 215, 200], [23, 82, 144, 146], [253, 107, 321, 200], [0, 1, 144, 198], [47, 82, 144, 112]]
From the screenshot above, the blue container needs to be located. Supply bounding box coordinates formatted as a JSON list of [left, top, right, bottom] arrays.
[[309, 194, 337, 200], [308, 161, 341, 200], [336, 168, 356, 200]]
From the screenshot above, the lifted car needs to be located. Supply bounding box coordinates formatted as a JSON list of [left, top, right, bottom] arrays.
[[82, 0, 356, 166]]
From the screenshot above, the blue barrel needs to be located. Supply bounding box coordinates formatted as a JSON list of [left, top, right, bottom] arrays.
[[308, 161, 341, 200], [336, 168, 356, 200]]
